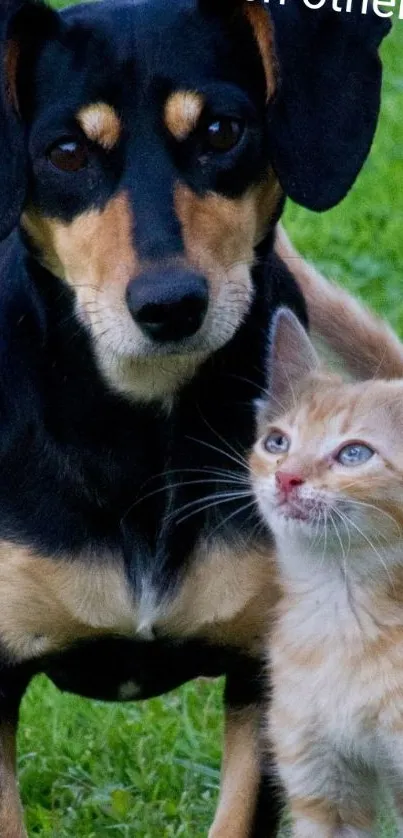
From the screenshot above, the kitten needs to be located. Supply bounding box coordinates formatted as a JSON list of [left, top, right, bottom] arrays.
[[250, 306, 403, 838]]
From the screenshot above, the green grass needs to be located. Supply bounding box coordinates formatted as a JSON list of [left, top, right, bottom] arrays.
[[17, 7, 403, 837], [21, 678, 224, 837]]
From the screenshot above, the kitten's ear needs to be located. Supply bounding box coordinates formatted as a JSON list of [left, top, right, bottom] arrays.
[[265, 308, 319, 417]]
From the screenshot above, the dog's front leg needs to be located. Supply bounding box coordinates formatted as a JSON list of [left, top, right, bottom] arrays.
[[209, 666, 283, 838], [208, 701, 260, 838], [0, 689, 27, 838]]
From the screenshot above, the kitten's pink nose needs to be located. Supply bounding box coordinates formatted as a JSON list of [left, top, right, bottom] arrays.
[[276, 471, 305, 496]]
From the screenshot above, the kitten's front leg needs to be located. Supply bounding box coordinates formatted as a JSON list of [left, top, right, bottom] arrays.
[[270, 698, 338, 837], [277, 769, 375, 838], [381, 736, 403, 836], [390, 791, 403, 838], [287, 796, 337, 838], [269, 699, 376, 838]]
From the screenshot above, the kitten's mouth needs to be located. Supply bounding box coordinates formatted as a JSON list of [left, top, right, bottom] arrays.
[[276, 503, 310, 522], [275, 496, 323, 524]]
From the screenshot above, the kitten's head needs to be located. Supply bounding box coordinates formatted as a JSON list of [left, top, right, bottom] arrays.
[[251, 309, 403, 559]]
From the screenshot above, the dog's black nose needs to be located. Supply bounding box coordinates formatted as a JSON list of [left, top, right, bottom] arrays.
[[126, 268, 209, 343]]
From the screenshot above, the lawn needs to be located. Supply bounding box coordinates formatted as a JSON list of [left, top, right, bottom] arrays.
[[18, 5, 403, 837]]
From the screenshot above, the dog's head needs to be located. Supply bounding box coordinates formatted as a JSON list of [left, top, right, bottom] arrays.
[[0, 0, 390, 399]]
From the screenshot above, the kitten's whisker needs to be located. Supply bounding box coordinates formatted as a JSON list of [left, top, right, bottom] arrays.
[[310, 509, 323, 550], [340, 500, 402, 538], [319, 509, 329, 570], [338, 475, 391, 493], [329, 507, 350, 587], [140, 477, 249, 506], [120, 474, 248, 522], [197, 413, 250, 470], [329, 510, 347, 564], [226, 373, 270, 400], [334, 508, 352, 562], [336, 510, 394, 589], [156, 467, 248, 482], [208, 498, 256, 541], [187, 436, 248, 473], [171, 488, 251, 517], [280, 361, 297, 411], [369, 343, 388, 380], [174, 496, 242, 527], [264, 390, 288, 415], [174, 491, 252, 526]]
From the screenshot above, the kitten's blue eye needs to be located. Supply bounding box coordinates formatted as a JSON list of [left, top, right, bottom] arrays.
[[264, 430, 291, 455], [336, 443, 374, 467]]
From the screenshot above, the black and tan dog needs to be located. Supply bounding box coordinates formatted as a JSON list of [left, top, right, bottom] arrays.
[[0, 0, 389, 835]]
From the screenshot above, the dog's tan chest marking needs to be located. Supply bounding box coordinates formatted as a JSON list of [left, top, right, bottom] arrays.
[[0, 539, 278, 663], [0, 543, 138, 661], [156, 540, 279, 656]]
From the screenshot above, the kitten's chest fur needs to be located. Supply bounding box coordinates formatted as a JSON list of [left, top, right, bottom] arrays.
[[271, 559, 403, 765]]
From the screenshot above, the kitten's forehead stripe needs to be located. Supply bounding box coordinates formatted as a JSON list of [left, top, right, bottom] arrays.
[[77, 103, 122, 151], [267, 379, 403, 474], [164, 91, 204, 142]]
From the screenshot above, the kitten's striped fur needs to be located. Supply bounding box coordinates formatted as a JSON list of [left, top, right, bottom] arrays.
[[250, 301, 403, 838]]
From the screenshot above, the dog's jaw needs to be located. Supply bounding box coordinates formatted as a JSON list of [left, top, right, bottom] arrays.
[[97, 350, 206, 405]]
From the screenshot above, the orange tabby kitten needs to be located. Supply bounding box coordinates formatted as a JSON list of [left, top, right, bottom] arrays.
[[250, 307, 403, 838]]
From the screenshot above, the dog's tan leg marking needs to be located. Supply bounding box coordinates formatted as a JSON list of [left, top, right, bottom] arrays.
[[0, 722, 26, 838], [209, 705, 261, 838]]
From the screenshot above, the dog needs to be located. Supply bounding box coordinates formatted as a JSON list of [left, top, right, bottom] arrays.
[[0, 0, 389, 835]]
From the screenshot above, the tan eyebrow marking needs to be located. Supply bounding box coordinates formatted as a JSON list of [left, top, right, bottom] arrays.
[[77, 103, 122, 151], [164, 91, 205, 142]]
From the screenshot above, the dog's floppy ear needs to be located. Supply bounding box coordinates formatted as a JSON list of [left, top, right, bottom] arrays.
[[267, 0, 391, 211], [0, 0, 59, 240], [199, 0, 390, 212]]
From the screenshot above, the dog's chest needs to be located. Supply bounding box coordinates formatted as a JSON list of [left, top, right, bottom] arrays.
[[0, 298, 277, 679], [0, 536, 277, 667]]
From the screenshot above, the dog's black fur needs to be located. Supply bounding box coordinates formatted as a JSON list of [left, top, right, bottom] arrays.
[[0, 0, 390, 835]]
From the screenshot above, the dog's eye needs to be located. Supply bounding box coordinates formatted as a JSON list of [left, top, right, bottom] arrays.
[[48, 139, 89, 173], [205, 117, 243, 152]]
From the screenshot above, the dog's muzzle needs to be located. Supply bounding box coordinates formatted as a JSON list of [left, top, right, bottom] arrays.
[[126, 267, 209, 343]]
